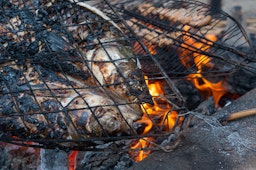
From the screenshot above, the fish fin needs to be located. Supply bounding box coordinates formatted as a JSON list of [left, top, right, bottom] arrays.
[[68, 0, 122, 31]]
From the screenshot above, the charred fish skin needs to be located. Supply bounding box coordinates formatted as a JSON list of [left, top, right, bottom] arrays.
[[0, 65, 82, 140], [0, 0, 94, 86], [43, 0, 151, 114], [42, 0, 149, 117], [0, 65, 73, 140]]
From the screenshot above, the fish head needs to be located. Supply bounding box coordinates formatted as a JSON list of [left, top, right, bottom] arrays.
[[118, 58, 153, 105], [87, 45, 153, 105], [87, 106, 122, 136], [97, 45, 153, 104], [87, 105, 138, 136]]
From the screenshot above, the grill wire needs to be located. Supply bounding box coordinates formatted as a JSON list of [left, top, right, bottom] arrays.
[[97, 0, 256, 78], [0, 0, 187, 151]]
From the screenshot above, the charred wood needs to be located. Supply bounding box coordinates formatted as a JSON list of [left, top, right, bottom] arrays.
[[173, 79, 203, 111]]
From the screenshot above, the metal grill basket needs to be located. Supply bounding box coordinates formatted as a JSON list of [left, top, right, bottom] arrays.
[[98, 0, 256, 78], [0, 0, 186, 151]]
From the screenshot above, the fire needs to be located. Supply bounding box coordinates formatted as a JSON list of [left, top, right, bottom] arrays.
[[130, 137, 154, 162], [130, 23, 228, 162], [130, 76, 179, 162], [68, 151, 78, 170], [181, 25, 227, 106]]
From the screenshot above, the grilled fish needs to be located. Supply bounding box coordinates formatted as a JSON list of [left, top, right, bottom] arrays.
[[0, 64, 139, 142], [125, 3, 212, 28], [1, 0, 152, 103], [60, 0, 152, 105], [0, 0, 152, 146]]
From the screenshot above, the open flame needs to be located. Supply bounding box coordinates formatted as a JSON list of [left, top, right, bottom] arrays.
[[130, 24, 230, 161], [180, 25, 228, 106], [130, 76, 179, 162]]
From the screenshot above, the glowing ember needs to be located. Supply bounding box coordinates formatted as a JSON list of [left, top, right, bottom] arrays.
[[130, 137, 154, 162], [130, 76, 179, 162], [181, 26, 228, 106], [68, 151, 78, 170]]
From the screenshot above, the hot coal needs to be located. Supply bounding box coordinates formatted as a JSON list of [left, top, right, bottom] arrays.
[[173, 79, 203, 110], [0, 141, 135, 170], [76, 143, 134, 170], [0, 142, 40, 170], [136, 45, 189, 78]]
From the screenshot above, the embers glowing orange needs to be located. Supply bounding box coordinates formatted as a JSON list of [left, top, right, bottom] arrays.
[[181, 26, 227, 106], [68, 150, 78, 170], [130, 137, 154, 162], [130, 76, 179, 162]]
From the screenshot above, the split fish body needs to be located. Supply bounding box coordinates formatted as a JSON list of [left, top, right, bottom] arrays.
[[1, 0, 151, 103], [0, 0, 152, 146], [0, 64, 138, 142]]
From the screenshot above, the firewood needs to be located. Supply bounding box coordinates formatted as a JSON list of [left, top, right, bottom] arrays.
[[220, 108, 256, 124]]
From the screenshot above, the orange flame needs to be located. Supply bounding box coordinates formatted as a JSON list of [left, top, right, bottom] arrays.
[[130, 76, 179, 162], [130, 137, 154, 162], [181, 26, 227, 106]]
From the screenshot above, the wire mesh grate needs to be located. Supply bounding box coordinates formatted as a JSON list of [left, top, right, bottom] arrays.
[[97, 0, 256, 79], [0, 0, 187, 151]]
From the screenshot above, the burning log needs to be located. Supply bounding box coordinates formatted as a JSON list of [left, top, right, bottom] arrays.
[[220, 108, 256, 124]]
